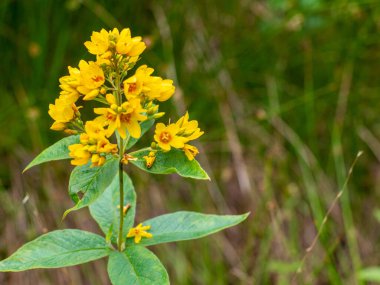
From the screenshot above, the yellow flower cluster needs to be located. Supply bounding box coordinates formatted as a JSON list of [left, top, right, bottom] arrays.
[[84, 28, 145, 62], [69, 121, 118, 167], [48, 27, 179, 167], [154, 112, 204, 160]]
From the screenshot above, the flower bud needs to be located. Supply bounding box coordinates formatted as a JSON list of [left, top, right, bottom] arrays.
[[152, 112, 165, 119]]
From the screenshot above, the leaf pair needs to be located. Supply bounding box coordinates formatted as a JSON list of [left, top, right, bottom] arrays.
[[89, 172, 249, 248], [0, 211, 248, 284], [24, 135, 209, 217]]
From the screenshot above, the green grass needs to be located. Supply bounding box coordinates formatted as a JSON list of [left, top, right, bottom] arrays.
[[1, 0, 380, 284]]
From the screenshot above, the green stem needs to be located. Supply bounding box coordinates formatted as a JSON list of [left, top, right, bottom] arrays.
[[117, 160, 124, 251]]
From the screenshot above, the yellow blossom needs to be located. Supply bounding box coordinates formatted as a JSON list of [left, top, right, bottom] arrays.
[[68, 143, 92, 166], [115, 28, 146, 56], [83, 120, 108, 139], [154, 123, 186, 151], [153, 113, 203, 158], [123, 65, 175, 102], [84, 29, 110, 55], [121, 153, 137, 165], [94, 94, 147, 139], [175, 112, 204, 142], [91, 153, 106, 167], [123, 65, 154, 99], [48, 96, 80, 131], [152, 78, 175, 102], [127, 223, 153, 244], [77, 60, 105, 100], [68, 121, 118, 167], [143, 151, 156, 168], [59, 66, 81, 103], [183, 144, 199, 160]]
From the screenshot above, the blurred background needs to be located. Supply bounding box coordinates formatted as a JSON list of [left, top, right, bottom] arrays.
[[1, 0, 380, 284]]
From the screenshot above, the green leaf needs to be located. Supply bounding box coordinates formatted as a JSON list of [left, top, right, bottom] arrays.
[[0, 230, 110, 272], [23, 135, 80, 172], [129, 148, 209, 180], [108, 247, 169, 285], [359, 267, 380, 282], [63, 158, 119, 218], [89, 172, 136, 243], [126, 211, 249, 246], [126, 119, 155, 150]]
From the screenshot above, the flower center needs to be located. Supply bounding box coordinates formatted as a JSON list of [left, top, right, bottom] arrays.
[[120, 113, 131, 123], [107, 113, 116, 120], [134, 229, 140, 234], [128, 83, 137, 93], [160, 131, 171, 143], [93, 75, 104, 82]]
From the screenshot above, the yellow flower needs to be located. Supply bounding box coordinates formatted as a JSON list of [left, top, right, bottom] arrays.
[[84, 29, 110, 55], [48, 96, 80, 131], [115, 28, 146, 56], [127, 223, 153, 244], [123, 65, 175, 102], [77, 60, 105, 100], [68, 143, 92, 166], [143, 151, 156, 168], [154, 123, 186, 151], [68, 121, 118, 167], [153, 113, 203, 158], [83, 120, 108, 139], [95, 51, 112, 66], [183, 144, 199, 160], [59, 66, 81, 103], [123, 65, 154, 99], [94, 94, 147, 139], [152, 78, 175, 102], [175, 112, 204, 142], [91, 153, 106, 167], [121, 153, 137, 165]]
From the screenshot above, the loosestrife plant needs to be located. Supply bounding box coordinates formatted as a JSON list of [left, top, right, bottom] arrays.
[[0, 28, 248, 284]]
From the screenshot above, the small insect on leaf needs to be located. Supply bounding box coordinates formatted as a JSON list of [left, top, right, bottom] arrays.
[[143, 151, 156, 169]]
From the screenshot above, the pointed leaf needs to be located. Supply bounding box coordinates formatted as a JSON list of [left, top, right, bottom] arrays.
[[89, 172, 136, 243], [108, 247, 169, 285], [64, 158, 119, 217], [0, 230, 110, 272], [126, 211, 249, 246], [126, 119, 155, 150], [129, 148, 209, 180], [24, 135, 79, 172]]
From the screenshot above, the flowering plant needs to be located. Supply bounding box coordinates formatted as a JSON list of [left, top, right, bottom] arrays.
[[0, 28, 248, 284]]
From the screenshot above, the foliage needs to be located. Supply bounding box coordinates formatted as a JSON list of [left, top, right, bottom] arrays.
[[2, 0, 380, 284], [0, 27, 247, 284]]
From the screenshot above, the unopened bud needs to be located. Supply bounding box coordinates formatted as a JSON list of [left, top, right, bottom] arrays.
[[64, 129, 78, 135], [147, 105, 159, 115], [109, 40, 116, 48], [121, 153, 137, 165], [152, 112, 165, 119]]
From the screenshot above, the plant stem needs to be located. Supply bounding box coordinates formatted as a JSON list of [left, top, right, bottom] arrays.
[[117, 160, 124, 251]]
